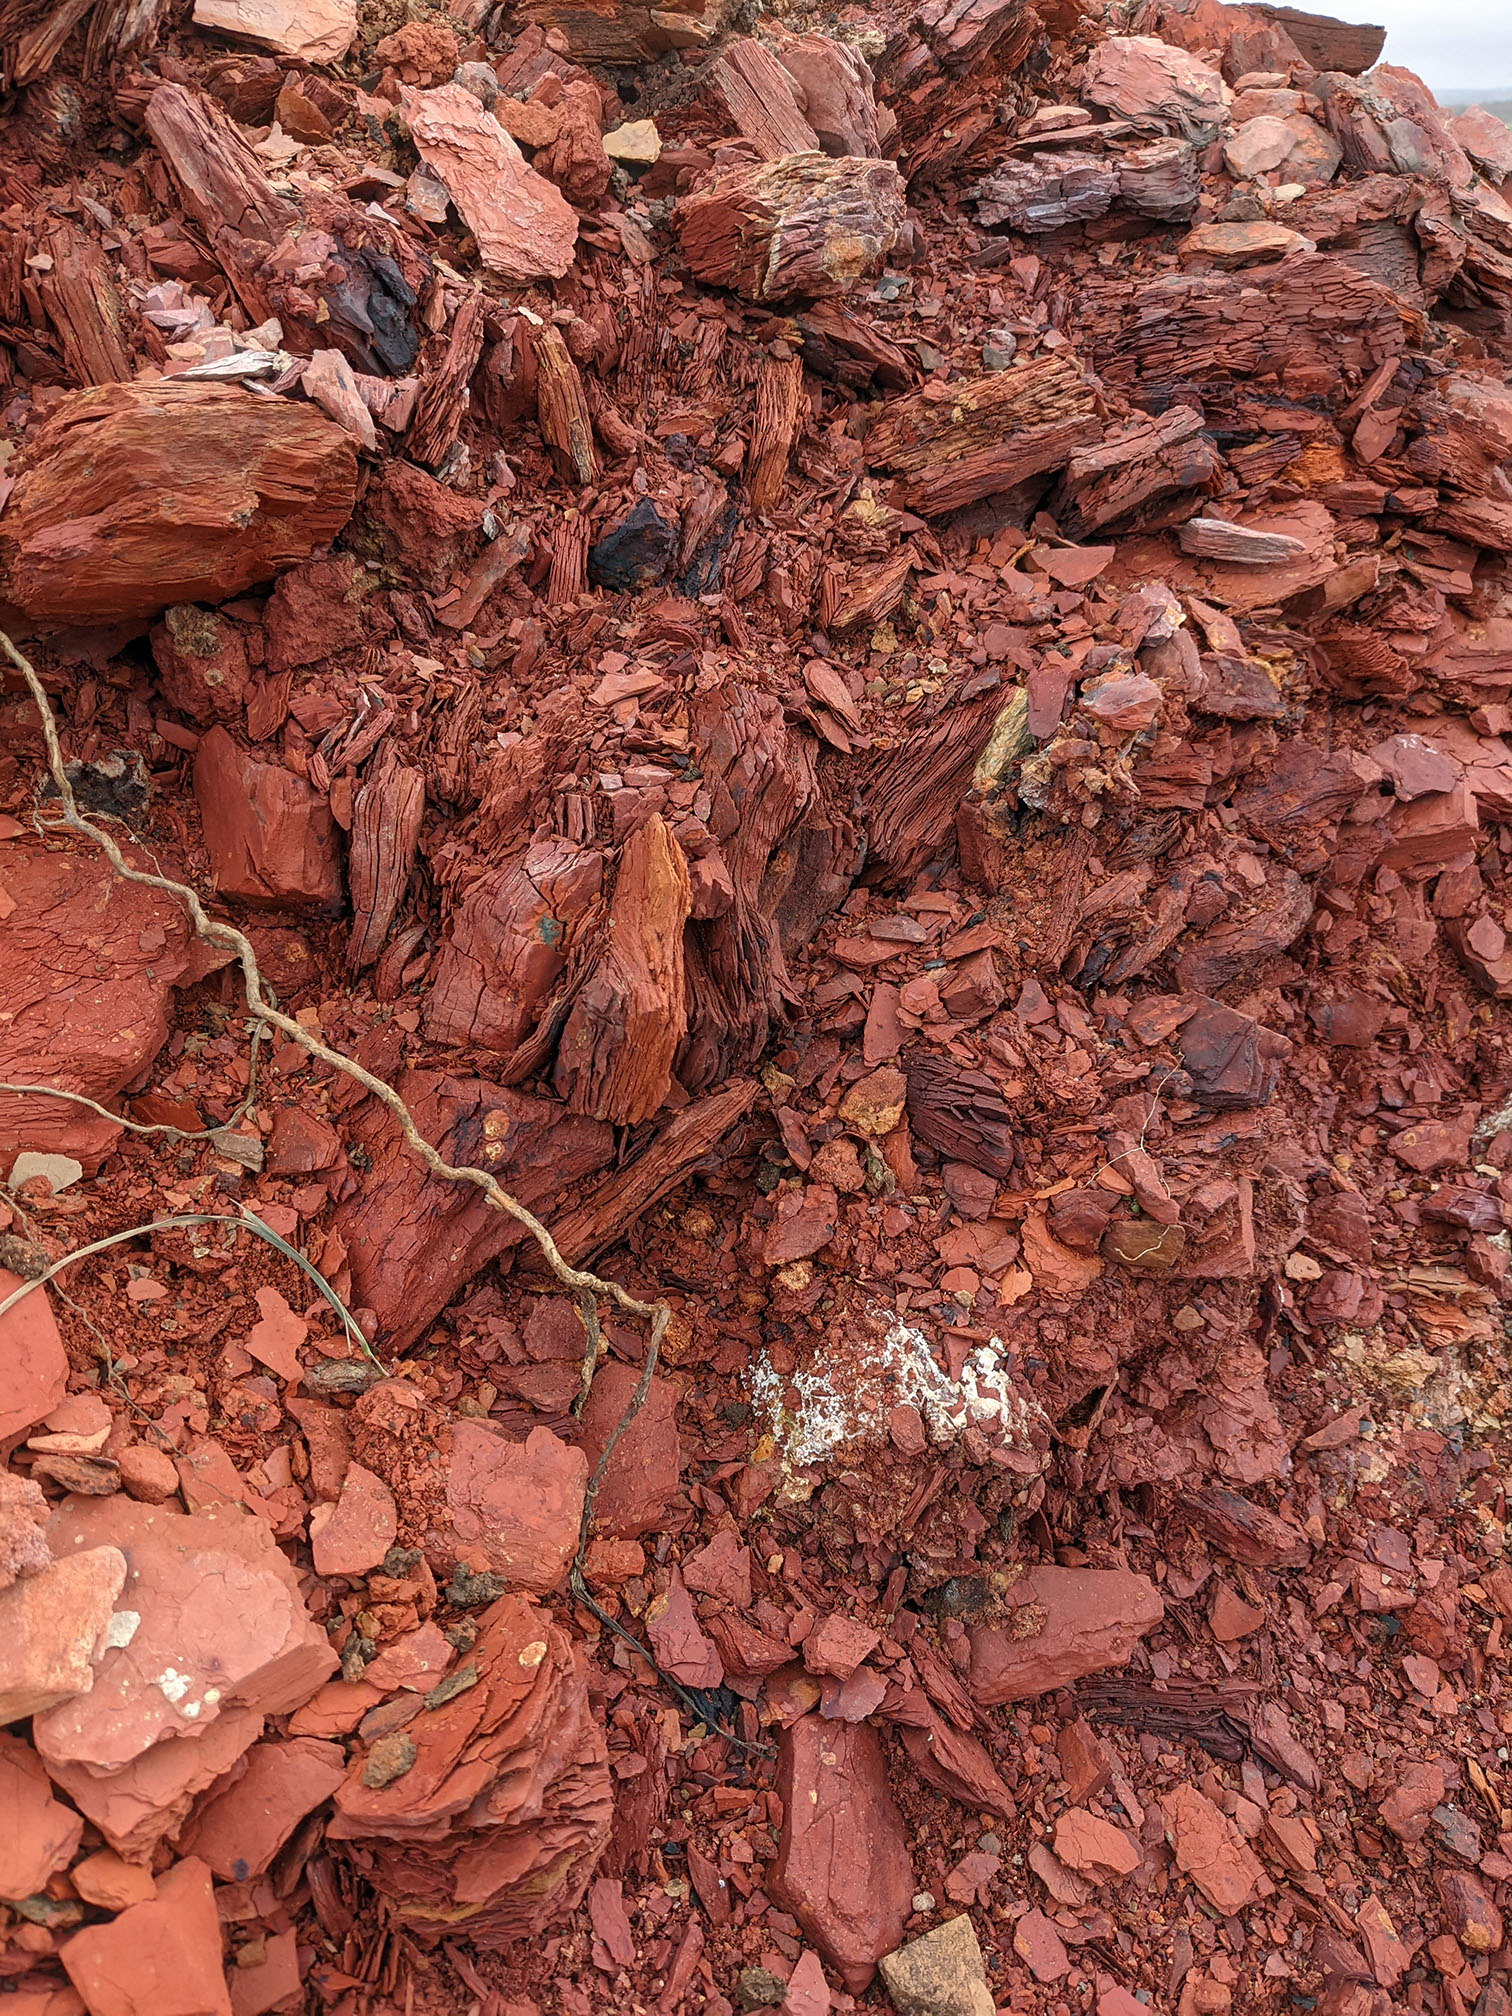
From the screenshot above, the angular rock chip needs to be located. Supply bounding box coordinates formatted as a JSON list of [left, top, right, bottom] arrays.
[[0, 845, 227, 1172], [194, 728, 343, 910], [577, 1361, 681, 1540], [1162, 1782, 1269, 1913], [191, 0, 356, 61], [400, 85, 577, 281], [428, 1421, 587, 1592], [0, 1545, 126, 1725], [61, 1855, 232, 2016], [33, 1499, 336, 1774], [967, 1568, 1163, 1703], [878, 1911, 995, 2016], [176, 1736, 346, 1881], [0, 1732, 85, 1898], [769, 1717, 914, 1992], [309, 1463, 397, 1578]]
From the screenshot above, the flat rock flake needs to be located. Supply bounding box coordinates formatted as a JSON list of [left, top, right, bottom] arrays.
[[0, 0, 1508, 2010]]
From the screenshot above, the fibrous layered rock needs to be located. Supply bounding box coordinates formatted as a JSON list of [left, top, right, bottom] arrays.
[[0, 382, 357, 623], [327, 1593, 612, 1946]]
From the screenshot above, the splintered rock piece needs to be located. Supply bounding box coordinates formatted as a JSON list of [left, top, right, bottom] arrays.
[[967, 1568, 1163, 1703], [176, 1736, 346, 1881], [309, 1463, 397, 1577], [62, 1855, 232, 2016], [400, 84, 577, 281], [0, 381, 357, 623], [878, 1912, 995, 2016], [769, 1717, 914, 1992], [0, 1546, 126, 1725], [675, 152, 905, 302], [191, 0, 356, 61], [428, 1421, 587, 1592], [0, 1733, 84, 1898], [194, 727, 343, 910], [0, 1271, 67, 1443]]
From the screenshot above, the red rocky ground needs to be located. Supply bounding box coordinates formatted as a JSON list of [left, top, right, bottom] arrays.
[[2, 0, 1512, 2011]]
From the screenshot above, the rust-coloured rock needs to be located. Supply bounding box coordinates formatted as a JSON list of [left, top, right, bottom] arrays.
[[428, 1422, 587, 1591], [1162, 1781, 1269, 1912], [0, 381, 356, 623], [327, 1593, 611, 1945], [0, 1274, 67, 1444], [149, 606, 252, 726], [176, 1736, 346, 1881], [0, 844, 225, 1173], [194, 727, 343, 910], [308, 1462, 396, 1578], [769, 1716, 914, 1992], [333, 1070, 613, 1350], [0, 1731, 84, 1897], [967, 1568, 1164, 1702], [61, 1855, 231, 2016], [577, 1361, 681, 1540], [400, 85, 578, 282]]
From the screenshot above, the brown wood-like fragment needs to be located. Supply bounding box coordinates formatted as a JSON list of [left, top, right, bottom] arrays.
[[542, 1079, 762, 1266], [553, 814, 691, 1125], [535, 325, 598, 486], [675, 153, 905, 303], [348, 754, 425, 971], [406, 294, 486, 471], [707, 38, 820, 159], [0, 380, 357, 624], [38, 222, 133, 385], [748, 354, 806, 513]]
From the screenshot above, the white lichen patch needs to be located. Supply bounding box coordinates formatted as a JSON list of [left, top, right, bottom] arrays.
[[747, 1305, 1045, 1472]]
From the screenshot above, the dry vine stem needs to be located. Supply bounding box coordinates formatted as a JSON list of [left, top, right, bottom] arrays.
[[1, 627, 670, 1521]]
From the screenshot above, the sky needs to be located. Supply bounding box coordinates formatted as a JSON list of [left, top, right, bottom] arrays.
[[1365, 0, 1512, 98]]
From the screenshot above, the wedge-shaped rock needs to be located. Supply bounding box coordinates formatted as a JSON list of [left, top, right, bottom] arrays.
[[400, 84, 577, 281]]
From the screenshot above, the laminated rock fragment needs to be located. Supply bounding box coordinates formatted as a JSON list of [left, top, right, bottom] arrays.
[[675, 153, 905, 302], [327, 1593, 611, 1944], [400, 84, 578, 282], [0, 382, 357, 623]]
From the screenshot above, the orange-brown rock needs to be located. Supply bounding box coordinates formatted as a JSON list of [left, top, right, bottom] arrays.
[[327, 1593, 611, 1945], [426, 1422, 588, 1591], [425, 838, 604, 1052], [194, 727, 343, 910], [675, 153, 905, 302], [0, 381, 356, 623]]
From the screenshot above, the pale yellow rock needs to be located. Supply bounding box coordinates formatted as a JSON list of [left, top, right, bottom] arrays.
[[604, 119, 662, 165]]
